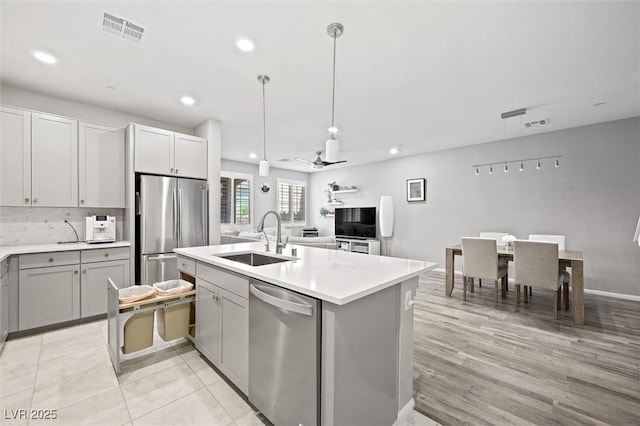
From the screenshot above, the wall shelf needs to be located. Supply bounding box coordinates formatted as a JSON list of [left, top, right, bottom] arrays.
[[332, 189, 358, 194], [327, 201, 344, 206]]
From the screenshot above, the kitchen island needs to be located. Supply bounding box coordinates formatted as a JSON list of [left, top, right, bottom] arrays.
[[175, 242, 437, 426]]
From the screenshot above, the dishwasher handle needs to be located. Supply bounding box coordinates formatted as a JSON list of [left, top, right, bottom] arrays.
[[250, 284, 313, 316]]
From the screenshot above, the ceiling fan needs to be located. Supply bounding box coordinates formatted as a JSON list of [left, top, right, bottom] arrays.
[[280, 151, 347, 169]]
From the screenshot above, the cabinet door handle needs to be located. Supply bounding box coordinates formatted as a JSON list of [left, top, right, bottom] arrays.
[[33, 198, 38, 204], [24, 197, 30, 203], [175, 169, 179, 174], [80, 199, 85, 204], [104, 253, 109, 258], [170, 168, 174, 173], [82, 269, 87, 274], [48, 258, 54, 263], [182, 263, 186, 268], [74, 270, 79, 275]]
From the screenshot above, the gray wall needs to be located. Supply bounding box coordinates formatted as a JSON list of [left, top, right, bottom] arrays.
[[221, 159, 309, 234], [310, 118, 640, 296]]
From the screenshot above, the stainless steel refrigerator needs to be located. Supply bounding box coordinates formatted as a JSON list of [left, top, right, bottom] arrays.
[[136, 174, 208, 285]]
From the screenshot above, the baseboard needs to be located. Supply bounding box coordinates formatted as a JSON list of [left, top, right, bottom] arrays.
[[395, 398, 415, 425], [584, 288, 640, 301], [431, 268, 640, 301]]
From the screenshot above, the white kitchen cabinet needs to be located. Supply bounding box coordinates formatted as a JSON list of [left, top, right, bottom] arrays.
[[134, 124, 173, 176], [79, 122, 125, 208], [19, 264, 80, 330], [196, 281, 221, 364], [220, 290, 248, 388], [196, 263, 248, 393], [31, 113, 78, 207], [174, 133, 208, 179], [0, 106, 31, 207], [81, 259, 130, 317], [133, 124, 207, 179]]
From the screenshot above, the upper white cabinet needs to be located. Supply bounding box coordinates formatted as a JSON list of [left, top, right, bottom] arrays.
[[174, 133, 208, 179], [79, 122, 125, 208], [31, 113, 78, 207], [134, 124, 207, 179], [0, 106, 31, 206], [134, 124, 173, 176], [0, 106, 126, 208]]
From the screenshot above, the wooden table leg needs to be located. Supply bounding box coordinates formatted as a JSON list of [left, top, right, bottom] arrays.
[[572, 260, 584, 325], [446, 248, 455, 297]]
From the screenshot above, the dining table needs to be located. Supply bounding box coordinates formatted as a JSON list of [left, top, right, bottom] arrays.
[[445, 244, 585, 325]]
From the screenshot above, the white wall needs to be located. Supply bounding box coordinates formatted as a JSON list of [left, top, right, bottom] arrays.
[[196, 119, 222, 244], [310, 118, 640, 296], [221, 159, 309, 235], [0, 84, 193, 133]]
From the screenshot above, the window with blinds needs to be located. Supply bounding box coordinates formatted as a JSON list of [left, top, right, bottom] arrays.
[[220, 172, 252, 225], [277, 179, 307, 225]]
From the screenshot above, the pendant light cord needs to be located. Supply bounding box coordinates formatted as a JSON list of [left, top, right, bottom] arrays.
[[330, 30, 337, 137], [262, 79, 267, 160]]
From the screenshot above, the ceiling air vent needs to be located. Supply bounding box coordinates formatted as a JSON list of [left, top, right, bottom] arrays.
[[523, 118, 550, 128], [98, 9, 147, 45]]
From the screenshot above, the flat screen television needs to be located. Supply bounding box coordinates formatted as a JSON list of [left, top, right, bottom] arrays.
[[335, 207, 376, 239]]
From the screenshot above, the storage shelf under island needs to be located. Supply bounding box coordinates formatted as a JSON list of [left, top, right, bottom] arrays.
[[174, 242, 437, 425]]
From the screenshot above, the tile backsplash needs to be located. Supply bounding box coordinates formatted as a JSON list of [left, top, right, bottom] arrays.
[[0, 207, 124, 246]]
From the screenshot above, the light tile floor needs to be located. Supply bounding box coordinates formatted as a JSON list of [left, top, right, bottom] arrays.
[[1, 319, 438, 426]]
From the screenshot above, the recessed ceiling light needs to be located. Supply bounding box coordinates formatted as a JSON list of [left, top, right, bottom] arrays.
[[389, 147, 399, 155], [180, 96, 195, 106], [249, 152, 257, 159], [33, 51, 57, 64], [236, 38, 255, 52], [328, 126, 338, 134]]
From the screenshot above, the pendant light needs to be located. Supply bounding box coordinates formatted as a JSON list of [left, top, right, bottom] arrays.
[[325, 23, 343, 163], [257, 74, 270, 176]]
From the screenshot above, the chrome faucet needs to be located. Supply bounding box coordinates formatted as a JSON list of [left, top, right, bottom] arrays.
[[257, 210, 287, 254]]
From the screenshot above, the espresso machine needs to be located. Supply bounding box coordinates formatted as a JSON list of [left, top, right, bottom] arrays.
[[85, 215, 116, 243]]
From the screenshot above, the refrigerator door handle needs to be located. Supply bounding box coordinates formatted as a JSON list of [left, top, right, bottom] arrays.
[[177, 187, 183, 247], [135, 192, 141, 215], [147, 254, 178, 261], [172, 186, 178, 247], [202, 185, 208, 245]]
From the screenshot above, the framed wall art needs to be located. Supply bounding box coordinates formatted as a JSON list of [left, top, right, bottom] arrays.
[[406, 178, 426, 202]]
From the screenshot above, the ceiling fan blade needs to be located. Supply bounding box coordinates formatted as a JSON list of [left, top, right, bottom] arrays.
[[293, 158, 315, 165], [322, 160, 348, 166], [279, 158, 294, 162]]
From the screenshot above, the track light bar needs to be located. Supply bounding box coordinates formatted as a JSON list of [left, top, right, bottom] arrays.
[[472, 156, 562, 175], [500, 108, 527, 119]]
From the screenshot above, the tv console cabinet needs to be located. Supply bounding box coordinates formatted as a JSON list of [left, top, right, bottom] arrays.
[[335, 237, 381, 255]]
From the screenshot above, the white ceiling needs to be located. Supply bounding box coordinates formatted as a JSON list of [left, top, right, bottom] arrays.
[[1, 1, 638, 172]]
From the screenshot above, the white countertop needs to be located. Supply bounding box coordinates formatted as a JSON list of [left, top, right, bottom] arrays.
[[0, 241, 131, 263], [175, 242, 438, 305]]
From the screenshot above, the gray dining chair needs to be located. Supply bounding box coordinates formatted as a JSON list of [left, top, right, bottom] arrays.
[[461, 237, 508, 305], [513, 240, 569, 319], [529, 234, 570, 309], [478, 232, 510, 290]]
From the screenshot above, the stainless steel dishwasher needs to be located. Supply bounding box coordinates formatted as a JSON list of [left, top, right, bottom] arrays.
[[249, 279, 320, 426]]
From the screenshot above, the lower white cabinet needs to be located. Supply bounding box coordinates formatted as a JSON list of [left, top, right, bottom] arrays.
[[195, 264, 248, 393], [15, 247, 131, 331], [196, 282, 221, 363], [81, 259, 130, 317], [19, 264, 80, 330]]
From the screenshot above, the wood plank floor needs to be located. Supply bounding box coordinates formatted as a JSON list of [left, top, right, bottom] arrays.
[[413, 271, 640, 425]]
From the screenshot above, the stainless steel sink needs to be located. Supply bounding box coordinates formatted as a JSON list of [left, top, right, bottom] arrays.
[[216, 252, 293, 266]]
